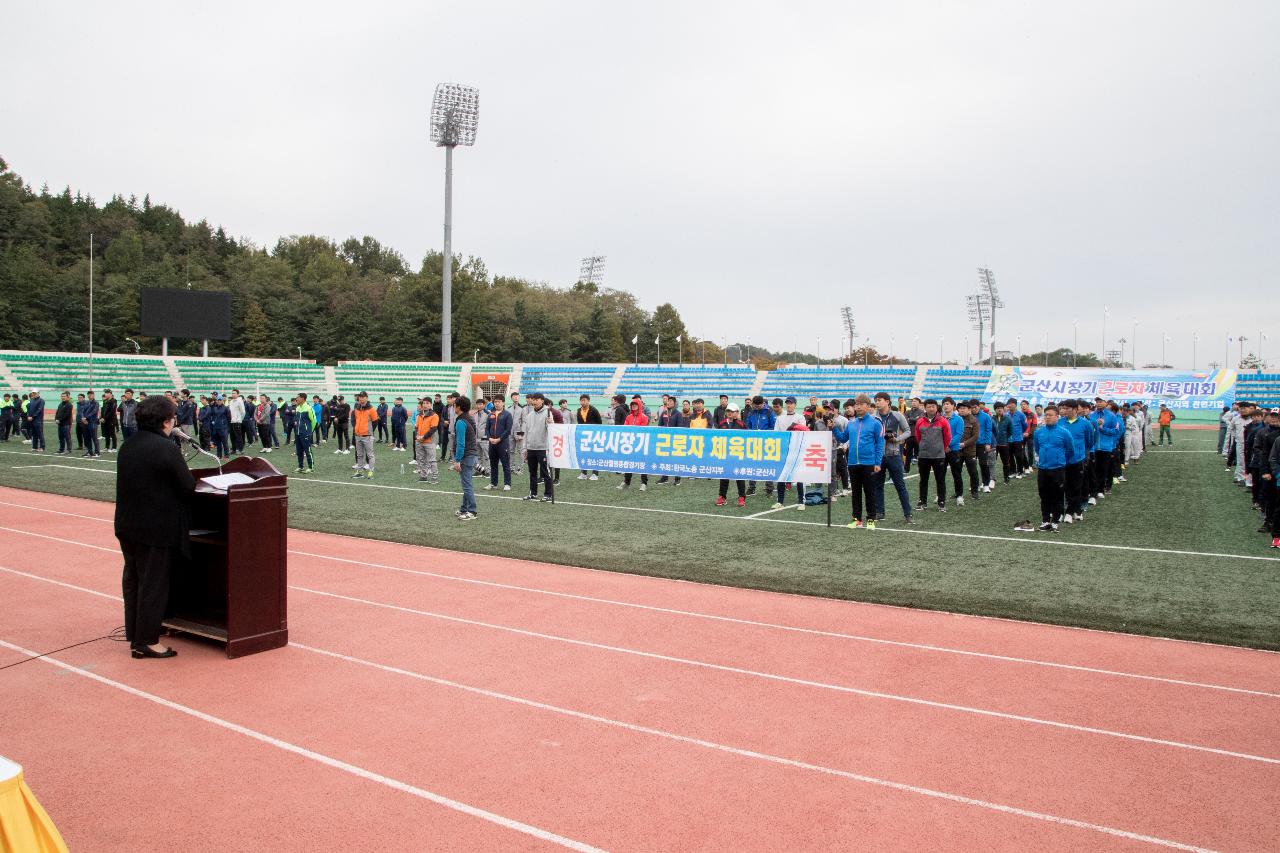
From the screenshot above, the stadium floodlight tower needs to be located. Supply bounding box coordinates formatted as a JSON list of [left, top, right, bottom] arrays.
[[977, 267, 1003, 366], [579, 255, 607, 287], [430, 83, 480, 363], [966, 292, 991, 364], [840, 306, 856, 364]]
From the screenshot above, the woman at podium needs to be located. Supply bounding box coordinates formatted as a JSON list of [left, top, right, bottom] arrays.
[[114, 395, 196, 659]]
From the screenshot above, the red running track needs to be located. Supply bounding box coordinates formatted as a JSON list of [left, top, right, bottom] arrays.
[[0, 485, 1277, 852]]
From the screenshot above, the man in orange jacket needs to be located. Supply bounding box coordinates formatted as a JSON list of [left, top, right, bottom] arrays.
[[351, 391, 380, 479]]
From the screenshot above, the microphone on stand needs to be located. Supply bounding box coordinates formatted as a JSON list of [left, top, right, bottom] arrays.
[[174, 428, 223, 475]]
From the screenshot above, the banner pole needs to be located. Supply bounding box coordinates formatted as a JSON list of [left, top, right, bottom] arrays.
[[827, 481, 832, 528]]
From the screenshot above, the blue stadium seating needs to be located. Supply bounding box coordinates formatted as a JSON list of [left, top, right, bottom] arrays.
[[1237, 373, 1280, 407], [920, 368, 991, 400], [618, 366, 756, 404], [520, 365, 616, 402], [760, 367, 915, 401]]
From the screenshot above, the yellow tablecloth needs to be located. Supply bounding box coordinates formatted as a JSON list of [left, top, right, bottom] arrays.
[[0, 760, 68, 853]]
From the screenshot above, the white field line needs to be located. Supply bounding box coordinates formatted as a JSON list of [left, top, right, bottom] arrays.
[[8, 448, 1268, 564], [9, 464, 115, 473], [0, 637, 606, 853], [0, 568, 1218, 852]]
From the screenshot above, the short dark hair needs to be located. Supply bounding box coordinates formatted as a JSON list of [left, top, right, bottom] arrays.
[[752, 395, 765, 405], [873, 392, 890, 402], [844, 398, 857, 409], [1044, 404, 1059, 414], [719, 394, 728, 400], [136, 395, 176, 431], [942, 396, 955, 406], [580, 394, 591, 401], [692, 398, 704, 405], [455, 395, 471, 413], [924, 398, 939, 407]]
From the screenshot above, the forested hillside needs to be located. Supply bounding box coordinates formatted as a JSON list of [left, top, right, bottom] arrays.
[[0, 157, 720, 364]]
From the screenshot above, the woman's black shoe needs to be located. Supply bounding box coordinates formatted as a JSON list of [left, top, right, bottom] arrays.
[[131, 645, 177, 659]]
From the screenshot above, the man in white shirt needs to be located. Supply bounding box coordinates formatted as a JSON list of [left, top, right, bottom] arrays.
[[227, 389, 246, 455]]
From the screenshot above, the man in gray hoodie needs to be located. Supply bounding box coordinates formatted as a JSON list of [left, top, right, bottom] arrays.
[[521, 392, 556, 502]]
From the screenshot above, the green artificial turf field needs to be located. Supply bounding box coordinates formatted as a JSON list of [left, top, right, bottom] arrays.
[[0, 427, 1276, 649]]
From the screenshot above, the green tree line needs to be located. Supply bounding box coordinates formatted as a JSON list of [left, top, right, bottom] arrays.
[[0, 157, 727, 365]]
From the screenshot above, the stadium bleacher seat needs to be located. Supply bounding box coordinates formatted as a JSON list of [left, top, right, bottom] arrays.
[[174, 358, 327, 395], [1237, 373, 1280, 407], [921, 368, 993, 400], [618, 365, 756, 407], [760, 367, 915, 401], [2, 352, 174, 395], [520, 365, 616, 401], [334, 362, 461, 401]]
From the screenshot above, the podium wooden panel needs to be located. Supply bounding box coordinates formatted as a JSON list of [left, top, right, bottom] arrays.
[[165, 455, 288, 658]]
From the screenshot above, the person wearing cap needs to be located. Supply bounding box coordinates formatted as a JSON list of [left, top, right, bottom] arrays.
[[715, 404, 748, 508], [350, 391, 380, 478], [744, 395, 776, 498], [206, 393, 231, 459], [771, 397, 807, 509], [25, 390, 45, 452]]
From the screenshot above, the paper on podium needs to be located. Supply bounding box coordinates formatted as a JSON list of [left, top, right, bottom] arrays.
[[202, 472, 255, 491]]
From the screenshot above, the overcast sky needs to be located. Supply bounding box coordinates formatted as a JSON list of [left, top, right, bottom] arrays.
[[5, 1, 1277, 368]]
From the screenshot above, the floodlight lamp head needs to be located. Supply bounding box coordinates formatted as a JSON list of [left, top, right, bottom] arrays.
[[430, 83, 480, 147]]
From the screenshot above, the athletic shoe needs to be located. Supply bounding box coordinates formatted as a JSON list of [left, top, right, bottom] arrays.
[[746, 487, 757, 496], [306, 468, 314, 474], [459, 512, 477, 521], [865, 519, 876, 530], [797, 504, 806, 512], [352, 463, 359, 469], [875, 514, 885, 520], [502, 484, 511, 491], [715, 496, 727, 506], [1073, 513, 1083, 522], [902, 517, 916, 525], [335, 449, 342, 454], [1116, 476, 1127, 483], [639, 484, 647, 492], [971, 492, 980, 501], [772, 502, 784, 510], [937, 505, 947, 513], [956, 496, 965, 507], [1062, 515, 1073, 524], [1015, 473, 1024, 480], [589, 474, 599, 481], [1013, 520, 1034, 532], [540, 496, 553, 502], [351, 471, 364, 479], [419, 476, 431, 482], [1271, 537, 1280, 549], [577, 473, 588, 480], [522, 495, 540, 501], [1037, 522, 1054, 532], [915, 501, 926, 511], [736, 496, 746, 508], [483, 484, 495, 490], [366, 471, 373, 479], [987, 480, 996, 489], [1088, 497, 1097, 506], [617, 483, 628, 490], [847, 520, 865, 529], [1096, 492, 1105, 499], [655, 477, 669, 485], [293, 467, 306, 474]]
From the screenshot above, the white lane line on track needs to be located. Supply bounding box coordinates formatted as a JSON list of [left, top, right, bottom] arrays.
[[9, 464, 115, 473], [0, 637, 607, 853], [5, 543, 1275, 768], [0, 567, 1225, 852], [288, 585, 1280, 766], [283, 550, 1280, 700], [291, 643, 1217, 853], [6, 456, 1275, 562], [1, 509, 1276, 698]]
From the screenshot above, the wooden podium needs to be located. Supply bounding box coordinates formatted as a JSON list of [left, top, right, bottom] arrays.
[[164, 455, 289, 658]]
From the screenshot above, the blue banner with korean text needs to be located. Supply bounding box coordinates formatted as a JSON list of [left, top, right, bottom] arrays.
[[983, 367, 1237, 410], [547, 424, 834, 483]]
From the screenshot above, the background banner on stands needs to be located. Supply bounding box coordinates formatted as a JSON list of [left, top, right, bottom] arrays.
[[547, 424, 834, 483], [984, 367, 1237, 411]]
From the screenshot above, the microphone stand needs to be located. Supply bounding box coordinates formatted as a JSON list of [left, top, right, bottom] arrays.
[[176, 429, 223, 475]]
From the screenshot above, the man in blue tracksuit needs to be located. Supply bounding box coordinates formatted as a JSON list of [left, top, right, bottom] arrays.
[[833, 394, 885, 529], [744, 395, 776, 497], [1058, 399, 1092, 522], [1090, 399, 1123, 497], [1007, 398, 1029, 475], [975, 400, 995, 490], [485, 397, 514, 490], [942, 397, 966, 504], [1032, 405, 1074, 531], [206, 394, 231, 460], [80, 390, 101, 457], [26, 391, 46, 451], [390, 397, 409, 450]]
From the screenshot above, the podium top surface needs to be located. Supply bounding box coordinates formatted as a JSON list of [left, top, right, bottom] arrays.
[[192, 455, 285, 491]]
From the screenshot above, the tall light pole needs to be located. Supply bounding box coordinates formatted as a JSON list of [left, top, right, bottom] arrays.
[[977, 267, 1003, 366], [1161, 333, 1169, 368], [1102, 305, 1109, 366], [1016, 334, 1022, 366], [913, 334, 920, 364], [1043, 331, 1049, 366], [430, 83, 480, 364], [1226, 334, 1232, 370], [1118, 337, 1127, 368], [1131, 320, 1138, 370], [1192, 333, 1198, 371], [840, 306, 856, 368], [939, 334, 944, 365], [1260, 332, 1269, 372], [579, 255, 606, 286], [889, 336, 895, 366], [1072, 319, 1078, 368], [1238, 335, 1248, 369]]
